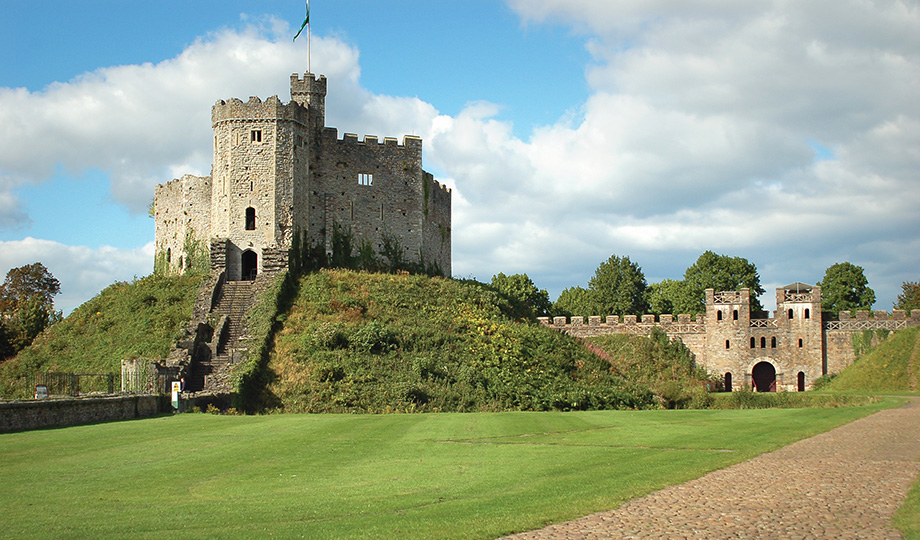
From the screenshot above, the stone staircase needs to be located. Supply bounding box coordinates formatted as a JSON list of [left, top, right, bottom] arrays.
[[187, 280, 256, 393]]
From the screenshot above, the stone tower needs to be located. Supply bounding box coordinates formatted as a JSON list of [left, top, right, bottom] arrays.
[[154, 73, 451, 280]]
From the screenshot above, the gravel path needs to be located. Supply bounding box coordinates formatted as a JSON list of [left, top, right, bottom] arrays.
[[501, 398, 920, 539]]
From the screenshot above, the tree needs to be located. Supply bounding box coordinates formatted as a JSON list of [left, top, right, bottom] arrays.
[[895, 279, 920, 314], [819, 262, 875, 316], [682, 251, 765, 313], [553, 286, 597, 318], [489, 272, 553, 318], [0, 262, 61, 312], [0, 262, 61, 358], [588, 254, 649, 316], [647, 279, 699, 316]]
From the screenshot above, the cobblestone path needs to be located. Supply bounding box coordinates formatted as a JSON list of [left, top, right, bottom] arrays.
[[501, 398, 920, 539]]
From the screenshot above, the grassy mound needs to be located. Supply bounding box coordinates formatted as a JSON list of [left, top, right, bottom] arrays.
[[823, 326, 920, 392], [260, 269, 656, 412], [0, 274, 203, 399], [585, 330, 717, 408]]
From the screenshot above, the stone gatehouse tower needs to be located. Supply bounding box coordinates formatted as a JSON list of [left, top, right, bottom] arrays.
[[154, 73, 451, 280]]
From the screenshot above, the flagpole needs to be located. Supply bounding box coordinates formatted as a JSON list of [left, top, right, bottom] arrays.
[[293, 1, 311, 73]]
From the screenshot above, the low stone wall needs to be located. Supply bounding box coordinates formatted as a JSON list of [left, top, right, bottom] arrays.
[[0, 394, 165, 433]]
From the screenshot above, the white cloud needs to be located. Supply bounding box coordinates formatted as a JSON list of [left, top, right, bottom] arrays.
[[433, 0, 920, 307], [0, 20, 367, 219], [2, 4, 918, 316], [0, 238, 153, 315]]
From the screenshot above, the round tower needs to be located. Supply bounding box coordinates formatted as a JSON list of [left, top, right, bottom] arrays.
[[210, 95, 309, 280]]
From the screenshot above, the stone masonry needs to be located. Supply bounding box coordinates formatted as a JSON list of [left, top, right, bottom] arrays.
[[541, 283, 920, 392], [154, 73, 451, 281]]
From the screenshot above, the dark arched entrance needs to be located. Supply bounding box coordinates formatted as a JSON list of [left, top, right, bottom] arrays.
[[752, 361, 776, 392], [724, 372, 732, 392], [241, 250, 258, 281], [797, 371, 806, 392]]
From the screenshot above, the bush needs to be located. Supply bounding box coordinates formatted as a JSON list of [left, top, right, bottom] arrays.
[[811, 373, 837, 391]]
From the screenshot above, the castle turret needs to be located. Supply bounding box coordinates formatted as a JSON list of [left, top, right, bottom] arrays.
[[290, 72, 326, 134], [209, 95, 309, 280]]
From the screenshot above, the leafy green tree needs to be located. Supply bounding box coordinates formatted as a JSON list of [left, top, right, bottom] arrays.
[[489, 273, 552, 318], [646, 279, 701, 316], [895, 279, 920, 314], [682, 251, 765, 313], [0, 262, 62, 358], [553, 286, 597, 317], [0, 262, 60, 312], [819, 262, 876, 316], [588, 254, 649, 316]]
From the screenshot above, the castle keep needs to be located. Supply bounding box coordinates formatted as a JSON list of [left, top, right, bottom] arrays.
[[154, 73, 451, 280], [542, 283, 920, 392]]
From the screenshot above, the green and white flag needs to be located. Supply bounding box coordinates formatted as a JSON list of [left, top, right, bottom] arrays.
[[293, 1, 309, 41]]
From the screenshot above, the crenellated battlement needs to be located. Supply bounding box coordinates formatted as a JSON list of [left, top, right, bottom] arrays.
[[158, 173, 211, 191], [426, 173, 451, 194], [290, 72, 327, 100], [538, 313, 707, 337], [211, 95, 309, 126], [320, 128, 423, 150], [837, 309, 917, 321]]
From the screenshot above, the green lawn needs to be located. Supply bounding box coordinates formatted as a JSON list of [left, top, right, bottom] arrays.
[[0, 402, 900, 539]]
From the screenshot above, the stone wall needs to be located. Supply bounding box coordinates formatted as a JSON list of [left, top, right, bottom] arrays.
[[309, 129, 450, 272], [541, 288, 920, 392], [422, 172, 452, 275], [0, 395, 165, 433], [153, 174, 212, 274]]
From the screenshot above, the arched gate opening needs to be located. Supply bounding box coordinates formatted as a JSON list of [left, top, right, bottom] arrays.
[[752, 361, 776, 392]]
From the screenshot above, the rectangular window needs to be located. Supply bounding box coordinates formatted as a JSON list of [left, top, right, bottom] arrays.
[[358, 173, 373, 186], [251, 129, 262, 143]]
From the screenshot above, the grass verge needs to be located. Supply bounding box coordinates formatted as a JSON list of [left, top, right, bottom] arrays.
[[896, 472, 920, 540], [0, 401, 897, 540]]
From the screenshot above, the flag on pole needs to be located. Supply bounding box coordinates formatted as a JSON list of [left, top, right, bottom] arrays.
[[293, 1, 310, 41]]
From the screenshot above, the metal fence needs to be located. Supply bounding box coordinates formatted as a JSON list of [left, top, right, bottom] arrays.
[[2, 362, 180, 401], [32, 373, 116, 397]]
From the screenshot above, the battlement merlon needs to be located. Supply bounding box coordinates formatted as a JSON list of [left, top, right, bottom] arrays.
[[290, 72, 327, 128], [211, 95, 310, 126], [322, 128, 424, 152], [425, 172, 451, 195]]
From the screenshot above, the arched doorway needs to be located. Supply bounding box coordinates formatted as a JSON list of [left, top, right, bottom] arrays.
[[752, 361, 776, 392], [241, 250, 258, 281], [724, 372, 732, 392], [797, 371, 806, 392]]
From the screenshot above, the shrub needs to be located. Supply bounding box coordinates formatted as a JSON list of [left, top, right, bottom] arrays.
[[262, 270, 657, 413]]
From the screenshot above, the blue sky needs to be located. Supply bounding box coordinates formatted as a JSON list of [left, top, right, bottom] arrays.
[[1, 0, 918, 315]]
